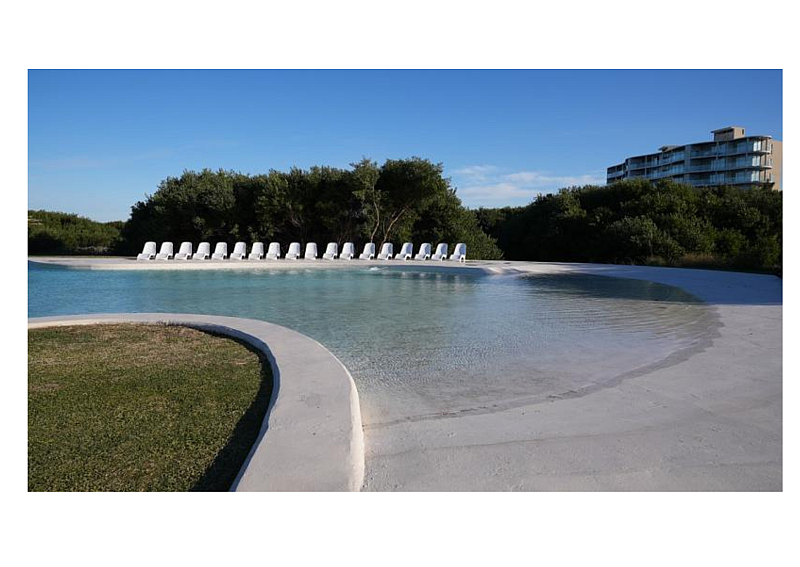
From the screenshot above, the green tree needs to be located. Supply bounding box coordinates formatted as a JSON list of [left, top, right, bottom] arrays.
[[28, 210, 123, 255], [113, 158, 504, 260], [370, 158, 450, 246]]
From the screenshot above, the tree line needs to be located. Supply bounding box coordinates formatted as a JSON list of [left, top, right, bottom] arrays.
[[475, 178, 782, 272], [28, 160, 782, 272]]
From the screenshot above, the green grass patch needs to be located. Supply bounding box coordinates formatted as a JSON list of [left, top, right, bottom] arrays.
[[28, 324, 272, 491]]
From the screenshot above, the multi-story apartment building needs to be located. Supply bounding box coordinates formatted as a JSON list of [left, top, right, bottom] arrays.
[[607, 126, 782, 190]]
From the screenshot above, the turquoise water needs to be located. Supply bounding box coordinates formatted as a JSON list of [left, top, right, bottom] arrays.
[[28, 262, 716, 424]]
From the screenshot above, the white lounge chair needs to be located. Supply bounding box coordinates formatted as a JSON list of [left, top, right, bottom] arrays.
[[266, 242, 281, 260], [340, 242, 355, 260], [414, 243, 432, 261], [193, 242, 211, 260], [359, 243, 375, 260], [432, 243, 448, 261], [395, 242, 413, 261], [136, 241, 157, 261], [377, 243, 393, 260], [304, 242, 318, 260], [249, 242, 265, 260], [174, 242, 193, 260], [286, 242, 301, 259], [450, 243, 466, 262], [322, 242, 338, 260], [155, 241, 174, 260], [211, 242, 228, 260], [230, 241, 247, 260]]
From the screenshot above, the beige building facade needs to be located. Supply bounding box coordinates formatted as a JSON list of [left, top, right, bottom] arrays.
[[607, 126, 782, 191]]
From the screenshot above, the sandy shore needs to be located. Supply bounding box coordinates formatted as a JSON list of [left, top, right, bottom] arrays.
[[29, 257, 782, 490], [363, 263, 782, 491]]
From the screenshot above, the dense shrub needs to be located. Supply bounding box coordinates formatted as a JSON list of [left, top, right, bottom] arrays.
[[476, 179, 782, 272], [28, 211, 122, 255]]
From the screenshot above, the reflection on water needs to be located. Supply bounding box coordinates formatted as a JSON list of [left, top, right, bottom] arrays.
[[28, 263, 718, 424]]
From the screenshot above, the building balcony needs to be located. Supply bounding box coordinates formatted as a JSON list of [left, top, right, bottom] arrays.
[[719, 143, 770, 156], [689, 142, 771, 159], [688, 157, 770, 172], [700, 172, 763, 185]]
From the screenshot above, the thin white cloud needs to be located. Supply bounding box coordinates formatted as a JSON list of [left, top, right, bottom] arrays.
[[458, 182, 539, 201], [503, 171, 603, 186], [451, 165, 605, 207], [30, 150, 173, 171], [451, 164, 501, 183], [452, 164, 500, 176], [29, 156, 112, 170], [29, 140, 239, 171]]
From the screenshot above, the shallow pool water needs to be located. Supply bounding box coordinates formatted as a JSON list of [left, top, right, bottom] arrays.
[[28, 262, 717, 424]]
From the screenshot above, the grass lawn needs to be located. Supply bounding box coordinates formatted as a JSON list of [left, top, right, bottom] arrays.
[[28, 324, 272, 491]]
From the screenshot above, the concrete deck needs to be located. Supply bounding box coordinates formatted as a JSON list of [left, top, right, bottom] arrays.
[[29, 255, 481, 273], [29, 257, 782, 490], [28, 313, 365, 492]]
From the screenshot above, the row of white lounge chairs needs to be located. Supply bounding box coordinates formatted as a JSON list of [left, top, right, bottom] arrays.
[[137, 241, 467, 262]]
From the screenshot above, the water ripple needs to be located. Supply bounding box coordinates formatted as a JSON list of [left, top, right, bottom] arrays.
[[29, 264, 719, 425]]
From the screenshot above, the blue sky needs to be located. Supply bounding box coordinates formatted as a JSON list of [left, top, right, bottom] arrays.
[[29, 69, 782, 221]]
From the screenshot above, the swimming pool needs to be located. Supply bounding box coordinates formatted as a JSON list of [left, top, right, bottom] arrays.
[[28, 261, 718, 426]]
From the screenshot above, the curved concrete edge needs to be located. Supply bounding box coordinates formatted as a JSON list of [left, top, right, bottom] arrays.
[[27, 313, 365, 492]]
